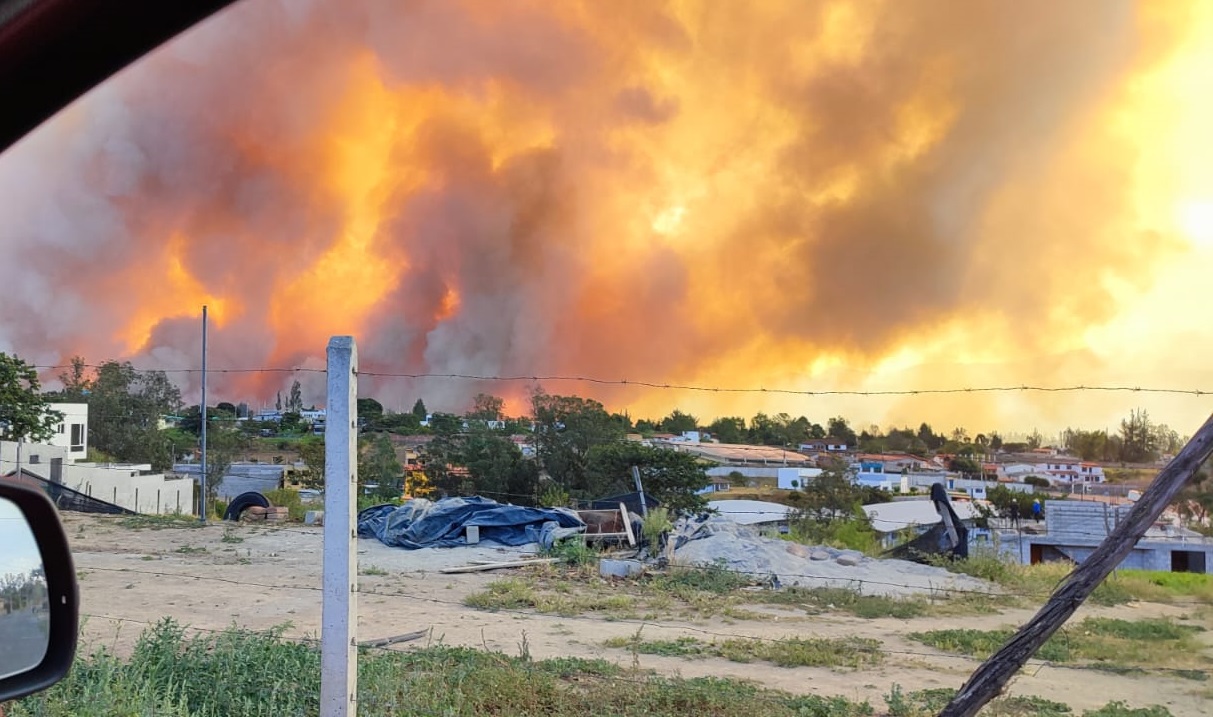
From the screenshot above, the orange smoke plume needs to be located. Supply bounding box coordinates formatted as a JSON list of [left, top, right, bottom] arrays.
[[1, 0, 1210, 431]]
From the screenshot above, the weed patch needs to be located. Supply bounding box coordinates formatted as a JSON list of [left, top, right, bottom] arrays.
[[11, 620, 880, 717], [605, 634, 883, 669], [465, 577, 638, 617], [883, 685, 1172, 717], [467, 563, 967, 622], [940, 554, 1213, 606], [909, 617, 1210, 676], [116, 514, 200, 531]]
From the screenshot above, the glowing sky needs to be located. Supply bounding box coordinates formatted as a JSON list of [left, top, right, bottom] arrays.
[[1, 0, 1212, 436]]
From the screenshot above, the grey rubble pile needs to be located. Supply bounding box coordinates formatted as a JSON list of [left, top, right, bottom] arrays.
[[671, 515, 993, 597]]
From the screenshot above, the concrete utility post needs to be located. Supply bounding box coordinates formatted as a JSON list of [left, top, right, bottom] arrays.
[[321, 336, 358, 717]]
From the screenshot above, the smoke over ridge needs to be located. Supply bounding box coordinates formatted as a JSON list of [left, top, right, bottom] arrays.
[[0, 0, 1204, 427]]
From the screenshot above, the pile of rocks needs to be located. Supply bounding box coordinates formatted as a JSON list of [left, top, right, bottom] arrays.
[[671, 515, 992, 597]]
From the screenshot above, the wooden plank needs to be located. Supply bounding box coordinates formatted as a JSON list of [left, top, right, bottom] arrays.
[[939, 412, 1213, 717], [438, 558, 561, 574], [358, 629, 428, 649], [620, 503, 636, 547]]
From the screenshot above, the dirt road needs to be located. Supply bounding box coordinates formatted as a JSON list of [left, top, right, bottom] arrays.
[[65, 514, 1211, 715]]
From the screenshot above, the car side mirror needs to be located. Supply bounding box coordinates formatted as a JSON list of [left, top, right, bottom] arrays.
[[0, 481, 78, 702]]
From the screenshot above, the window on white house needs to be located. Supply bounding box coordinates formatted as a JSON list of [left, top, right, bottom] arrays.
[[70, 423, 84, 451]]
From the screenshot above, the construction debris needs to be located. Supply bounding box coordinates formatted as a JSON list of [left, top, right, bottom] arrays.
[[576, 503, 637, 546], [671, 514, 993, 597]]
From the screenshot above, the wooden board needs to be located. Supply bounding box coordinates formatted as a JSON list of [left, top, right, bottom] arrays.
[[438, 558, 562, 574]]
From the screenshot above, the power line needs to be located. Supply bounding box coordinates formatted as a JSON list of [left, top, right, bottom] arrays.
[[30, 363, 1213, 398]]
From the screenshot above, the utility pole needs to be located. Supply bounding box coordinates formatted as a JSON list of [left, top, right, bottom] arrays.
[[200, 305, 208, 524]]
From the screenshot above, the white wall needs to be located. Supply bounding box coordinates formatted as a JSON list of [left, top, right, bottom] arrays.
[[45, 403, 88, 460], [61, 467, 195, 515], [777, 467, 822, 489]]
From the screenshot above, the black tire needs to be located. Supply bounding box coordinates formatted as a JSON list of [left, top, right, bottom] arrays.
[[224, 491, 270, 521]]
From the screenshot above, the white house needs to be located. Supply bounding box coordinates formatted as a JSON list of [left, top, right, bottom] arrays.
[[45, 403, 88, 460], [300, 409, 326, 423], [1039, 459, 1105, 484], [777, 466, 823, 489], [1000, 463, 1038, 479], [799, 437, 847, 453], [0, 402, 193, 515]]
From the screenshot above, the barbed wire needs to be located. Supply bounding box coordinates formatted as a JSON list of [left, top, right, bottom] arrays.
[[30, 362, 1213, 397]]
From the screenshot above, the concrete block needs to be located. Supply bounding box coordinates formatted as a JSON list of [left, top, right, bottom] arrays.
[[305, 510, 324, 526], [599, 558, 644, 579]]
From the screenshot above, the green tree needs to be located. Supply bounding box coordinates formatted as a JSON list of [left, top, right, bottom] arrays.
[[1174, 461, 1213, 528], [1027, 429, 1044, 450], [422, 428, 539, 501], [287, 380, 303, 413], [794, 458, 886, 524], [54, 355, 89, 402], [298, 436, 326, 488], [1152, 423, 1182, 456], [827, 416, 857, 447], [917, 422, 944, 451], [462, 430, 539, 500], [280, 411, 304, 433], [948, 455, 981, 477], [531, 391, 624, 494], [411, 399, 428, 419], [706, 416, 746, 444], [748, 412, 784, 445], [65, 359, 181, 470], [467, 393, 504, 421], [987, 485, 1040, 519], [428, 413, 462, 435], [357, 398, 385, 424], [0, 352, 62, 443], [1119, 408, 1156, 463], [359, 434, 402, 500], [377, 410, 421, 434], [203, 427, 249, 503], [659, 409, 698, 434], [585, 442, 709, 512]]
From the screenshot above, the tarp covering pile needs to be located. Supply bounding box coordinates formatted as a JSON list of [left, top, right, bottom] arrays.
[[357, 496, 585, 550]]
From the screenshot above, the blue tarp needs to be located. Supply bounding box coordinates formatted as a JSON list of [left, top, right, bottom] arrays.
[[357, 496, 585, 550]]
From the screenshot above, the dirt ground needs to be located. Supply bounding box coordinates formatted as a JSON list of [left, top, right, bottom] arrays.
[[64, 514, 1212, 715]]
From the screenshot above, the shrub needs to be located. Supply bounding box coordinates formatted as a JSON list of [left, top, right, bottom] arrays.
[[642, 508, 672, 557], [264, 488, 305, 521]]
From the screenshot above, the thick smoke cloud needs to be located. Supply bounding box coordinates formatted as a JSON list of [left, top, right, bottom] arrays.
[[0, 0, 1196, 422]]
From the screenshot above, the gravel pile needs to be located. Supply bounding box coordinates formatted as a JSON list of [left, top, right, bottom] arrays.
[[671, 516, 993, 597]]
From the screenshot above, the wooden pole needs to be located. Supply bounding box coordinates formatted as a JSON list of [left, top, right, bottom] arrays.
[[939, 413, 1213, 717]]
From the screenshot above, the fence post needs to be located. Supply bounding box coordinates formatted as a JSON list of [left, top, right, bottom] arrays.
[[321, 337, 358, 717]]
